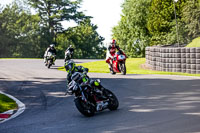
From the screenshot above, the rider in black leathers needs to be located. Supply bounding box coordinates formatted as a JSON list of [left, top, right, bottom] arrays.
[[44, 44, 57, 65], [64, 60, 103, 94], [64, 60, 88, 86], [65, 45, 74, 54], [64, 45, 74, 62]]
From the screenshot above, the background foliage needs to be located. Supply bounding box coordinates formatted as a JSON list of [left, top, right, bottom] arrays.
[[0, 0, 105, 58], [112, 0, 200, 57], [1, 0, 200, 58]]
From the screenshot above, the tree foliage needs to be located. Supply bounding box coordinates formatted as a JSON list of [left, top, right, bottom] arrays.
[[147, 0, 187, 46], [27, 0, 88, 44], [57, 19, 105, 59], [112, 0, 200, 57], [1, 0, 200, 58], [112, 0, 151, 57], [0, 0, 105, 58], [182, 0, 200, 39]]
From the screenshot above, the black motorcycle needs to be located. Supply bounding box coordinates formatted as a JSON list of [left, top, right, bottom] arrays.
[[66, 72, 119, 117]]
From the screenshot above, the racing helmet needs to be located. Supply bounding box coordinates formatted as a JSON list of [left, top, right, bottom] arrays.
[[109, 39, 116, 48], [50, 44, 55, 48], [65, 60, 75, 72], [112, 39, 116, 45]]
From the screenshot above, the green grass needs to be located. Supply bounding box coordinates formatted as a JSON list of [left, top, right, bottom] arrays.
[[0, 94, 17, 113], [0, 58, 41, 59], [58, 58, 200, 77], [186, 37, 200, 47]]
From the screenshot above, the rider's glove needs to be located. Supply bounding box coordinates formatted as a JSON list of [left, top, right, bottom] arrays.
[[65, 87, 73, 95], [83, 71, 87, 75]]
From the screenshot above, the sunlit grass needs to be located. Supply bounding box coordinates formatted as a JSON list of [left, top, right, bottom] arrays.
[[0, 94, 17, 113], [58, 58, 200, 77], [186, 37, 200, 47], [0, 58, 41, 59]]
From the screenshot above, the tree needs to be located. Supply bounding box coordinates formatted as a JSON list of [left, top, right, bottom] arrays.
[[57, 19, 105, 59], [182, 0, 200, 40], [0, 1, 48, 58], [147, 0, 187, 46], [0, 3, 23, 57], [112, 0, 151, 57], [28, 0, 88, 45]]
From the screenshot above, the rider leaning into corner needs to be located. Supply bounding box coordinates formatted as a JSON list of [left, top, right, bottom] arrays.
[[105, 39, 121, 73], [44, 44, 57, 65], [64, 60, 103, 94]]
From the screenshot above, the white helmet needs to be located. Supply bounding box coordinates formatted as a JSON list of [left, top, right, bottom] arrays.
[[50, 44, 55, 48]]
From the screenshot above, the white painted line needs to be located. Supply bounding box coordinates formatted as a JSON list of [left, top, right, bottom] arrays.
[[2, 110, 14, 114], [0, 91, 26, 124]]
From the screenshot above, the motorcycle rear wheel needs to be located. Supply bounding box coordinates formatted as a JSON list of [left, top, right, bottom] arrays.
[[74, 98, 95, 117], [103, 89, 119, 111]]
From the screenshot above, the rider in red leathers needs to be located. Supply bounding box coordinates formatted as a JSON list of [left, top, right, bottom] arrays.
[[106, 39, 121, 73]]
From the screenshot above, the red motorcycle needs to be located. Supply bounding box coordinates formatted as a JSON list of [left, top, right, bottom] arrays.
[[110, 50, 127, 75]]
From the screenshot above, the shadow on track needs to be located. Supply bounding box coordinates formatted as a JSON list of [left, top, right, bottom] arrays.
[[1, 77, 200, 133]]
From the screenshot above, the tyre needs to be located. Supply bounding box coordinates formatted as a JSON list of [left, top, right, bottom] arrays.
[[196, 64, 200, 70], [196, 48, 200, 53], [47, 60, 51, 68], [109, 68, 116, 75], [47, 64, 51, 68], [190, 48, 196, 53], [181, 48, 186, 53], [196, 53, 200, 59], [103, 89, 119, 111], [74, 98, 95, 117], [182, 69, 186, 73], [120, 63, 126, 75]]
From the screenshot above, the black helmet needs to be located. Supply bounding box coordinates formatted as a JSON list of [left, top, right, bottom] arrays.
[[65, 60, 75, 72]]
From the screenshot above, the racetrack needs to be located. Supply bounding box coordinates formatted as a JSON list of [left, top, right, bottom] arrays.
[[1, 59, 200, 133]]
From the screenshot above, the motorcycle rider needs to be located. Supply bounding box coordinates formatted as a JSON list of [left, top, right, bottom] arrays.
[[64, 60, 102, 94], [44, 44, 57, 65], [65, 45, 74, 62], [106, 39, 121, 73], [66, 45, 74, 54]]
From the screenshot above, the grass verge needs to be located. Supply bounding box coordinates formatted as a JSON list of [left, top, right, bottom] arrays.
[[0, 58, 41, 59], [58, 58, 200, 77], [186, 37, 200, 47], [0, 94, 17, 113]]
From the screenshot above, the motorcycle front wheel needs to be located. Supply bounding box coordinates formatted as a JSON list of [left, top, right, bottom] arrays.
[[74, 98, 95, 117], [120, 63, 126, 75], [103, 89, 119, 111], [47, 60, 51, 68]]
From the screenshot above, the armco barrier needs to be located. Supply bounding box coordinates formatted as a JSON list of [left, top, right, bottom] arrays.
[[145, 47, 200, 74]]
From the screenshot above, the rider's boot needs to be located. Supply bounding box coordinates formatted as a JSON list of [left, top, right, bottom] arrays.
[[108, 63, 116, 75], [44, 58, 47, 66]]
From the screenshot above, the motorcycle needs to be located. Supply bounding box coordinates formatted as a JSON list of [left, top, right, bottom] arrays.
[[66, 72, 119, 117], [46, 52, 56, 69], [110, 50, 127, 75], [64, 49, 73, 62]]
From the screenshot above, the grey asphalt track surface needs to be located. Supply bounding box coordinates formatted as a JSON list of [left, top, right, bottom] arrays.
[[0, 59, 200, 133]]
